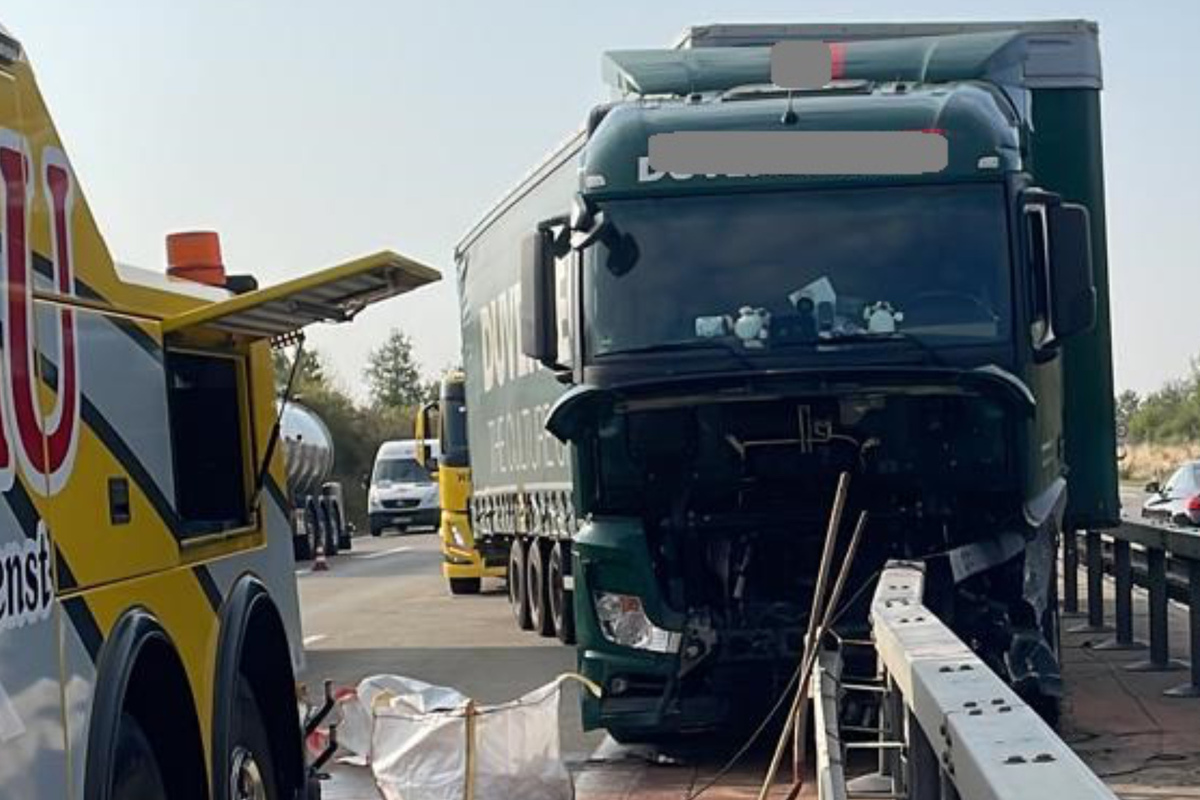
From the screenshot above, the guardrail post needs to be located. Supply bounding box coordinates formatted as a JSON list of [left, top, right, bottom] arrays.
[[1126, 548, 1185, 673], [1062, 529, 1080, 616], [907, 710, 941, 800], [1069, 530, 1112, 633], [1096, 538, 1145, 651], [1164, 558, 1200, 698]]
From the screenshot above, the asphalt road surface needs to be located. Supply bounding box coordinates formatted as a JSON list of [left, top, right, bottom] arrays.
[[295, 530, 606, 796]]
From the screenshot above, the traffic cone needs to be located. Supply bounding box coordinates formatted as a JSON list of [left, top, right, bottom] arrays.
[[313, 537, 329, 572]]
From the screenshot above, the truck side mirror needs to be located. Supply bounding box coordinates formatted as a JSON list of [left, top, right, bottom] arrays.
[[521, 219, 568, 367], [1046, 203, 1096, 340], [415, 401, 437, 467]]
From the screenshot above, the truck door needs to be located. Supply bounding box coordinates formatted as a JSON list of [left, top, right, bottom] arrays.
[[0, 50, 70, 800]]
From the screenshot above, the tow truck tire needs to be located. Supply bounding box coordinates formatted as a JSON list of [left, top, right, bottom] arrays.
[[528, 539, 556, 638], [449, 577, 481, 595], [509, 538, 533, 630], [549, 542, 576, 645], [229, 678, 281, 800], [111, 713, 168, 800]]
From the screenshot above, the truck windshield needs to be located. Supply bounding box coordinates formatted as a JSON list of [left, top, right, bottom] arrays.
[[584, 184, 1012, 359], [373, 458, 430, 484]]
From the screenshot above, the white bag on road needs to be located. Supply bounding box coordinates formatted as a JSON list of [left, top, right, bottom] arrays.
[[340, 673, 599, 800]]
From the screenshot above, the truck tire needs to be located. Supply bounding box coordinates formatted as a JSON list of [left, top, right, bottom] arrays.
[[321, 503, 339, 557], [228, 677, 281, 800], [294, 532, 312, 562], [528, 540, 556, 638], [333, 501, 351, 551], [306, 505, 321, 557], [509, 538, 533, 630], [449, 577, 481, 595], [549, 542, 576, 645], [111, 712, 168, 800]]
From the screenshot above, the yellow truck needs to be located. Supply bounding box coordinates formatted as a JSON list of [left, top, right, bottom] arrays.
[[0, 24, 439, 800], [417, 372, 507, 595]]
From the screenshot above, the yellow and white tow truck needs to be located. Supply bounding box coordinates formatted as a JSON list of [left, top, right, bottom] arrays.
[[0, 23, 438, 800]]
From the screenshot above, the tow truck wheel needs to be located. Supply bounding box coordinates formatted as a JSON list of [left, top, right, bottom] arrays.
[[111, 712, 168, 800], [549, 542, 576, 645], [528, 539, 556, 638], [509, 538, 533, 630], [228, 678, 280, 800]]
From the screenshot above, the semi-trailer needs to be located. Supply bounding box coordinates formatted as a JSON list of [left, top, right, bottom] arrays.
[[282, 399, 352, 560], [454, 21, 1118, 742]]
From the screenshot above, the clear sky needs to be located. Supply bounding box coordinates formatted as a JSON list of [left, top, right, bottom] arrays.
[[3, 1, 1195, 398]]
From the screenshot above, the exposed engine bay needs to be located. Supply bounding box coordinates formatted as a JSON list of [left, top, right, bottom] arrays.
[[584, 386, 1063, 725]]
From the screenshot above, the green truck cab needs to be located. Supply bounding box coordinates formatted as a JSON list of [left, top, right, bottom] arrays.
[[461, 21, 1118, 742]]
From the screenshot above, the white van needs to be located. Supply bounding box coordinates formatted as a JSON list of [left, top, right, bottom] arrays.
[[368, 439, 441, 535]]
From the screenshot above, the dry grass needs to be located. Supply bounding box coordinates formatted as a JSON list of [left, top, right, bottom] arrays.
[[1119, 441, 1200, 483]]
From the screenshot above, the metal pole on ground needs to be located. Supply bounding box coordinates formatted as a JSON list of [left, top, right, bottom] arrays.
[[1164, 558, 1200, 698], [1125, 548, 1183, 673], [1095, 538, 1145, 651]]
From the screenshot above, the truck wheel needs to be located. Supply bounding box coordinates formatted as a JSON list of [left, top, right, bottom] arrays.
[[321, 504, 339, 557], [333, 502, 351, 551], [294, 533, 312, 562], [528, 540, 556, 638], [549, 542, 576, 645], [228, 678, 281, 800], [111, 712, 168, 800], [449, 577, 481, 595], [509, 538, 533, 630]]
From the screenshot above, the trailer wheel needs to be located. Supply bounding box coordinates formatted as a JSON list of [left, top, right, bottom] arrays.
[[320, 502, 339, 557], [549, 542, 576, 645], [333, 500, 351, 551], [528, 539, 556, 638], [305, 505, 321, 557], [449, 577, 481, 595], [293, 529, 312, 562], [508, 538, 533, 630], [111, 712, 168, 800]]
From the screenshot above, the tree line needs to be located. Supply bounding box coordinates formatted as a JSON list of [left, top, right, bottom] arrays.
[[273, 328, 441, 528], [1116, 357, 1200, 445]]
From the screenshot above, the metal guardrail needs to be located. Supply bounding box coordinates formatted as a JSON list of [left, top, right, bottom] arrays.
[[815, 562, 1118, 800], [1062, 521, 1200, 697]]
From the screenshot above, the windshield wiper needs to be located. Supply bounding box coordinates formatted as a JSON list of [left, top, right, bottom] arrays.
[[821, 331, 945, 366], [598, 339, 757, 369]]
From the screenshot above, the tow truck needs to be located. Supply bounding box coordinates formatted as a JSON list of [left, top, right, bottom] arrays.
[[0, 23, 439, 800]]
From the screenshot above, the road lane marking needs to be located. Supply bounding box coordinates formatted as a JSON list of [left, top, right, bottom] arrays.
[[357, 545, 412, 561], [303, 634, 328, 647]]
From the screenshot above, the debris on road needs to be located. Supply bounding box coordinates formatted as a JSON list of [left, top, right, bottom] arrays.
[[338, 673, 601, 800]]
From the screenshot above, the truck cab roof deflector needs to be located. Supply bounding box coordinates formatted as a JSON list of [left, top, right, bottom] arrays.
[[161, 250, 440, 342]]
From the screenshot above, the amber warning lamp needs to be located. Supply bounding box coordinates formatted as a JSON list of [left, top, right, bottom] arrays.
[[166, 230, 227, 287]]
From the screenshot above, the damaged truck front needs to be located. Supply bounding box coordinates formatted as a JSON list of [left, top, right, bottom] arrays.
[[460, 22, 1119, 742]]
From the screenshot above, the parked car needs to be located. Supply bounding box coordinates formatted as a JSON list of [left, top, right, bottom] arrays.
[[1141, 461, 1200, 527], [368, 440, 441, 535]]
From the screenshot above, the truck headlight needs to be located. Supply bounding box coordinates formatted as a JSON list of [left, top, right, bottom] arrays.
[[593, 593, 681, 654], [450, 522, 468, 547]]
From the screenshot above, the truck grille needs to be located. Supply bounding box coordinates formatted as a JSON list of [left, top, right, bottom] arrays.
[[381, 498, 420, 509]]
